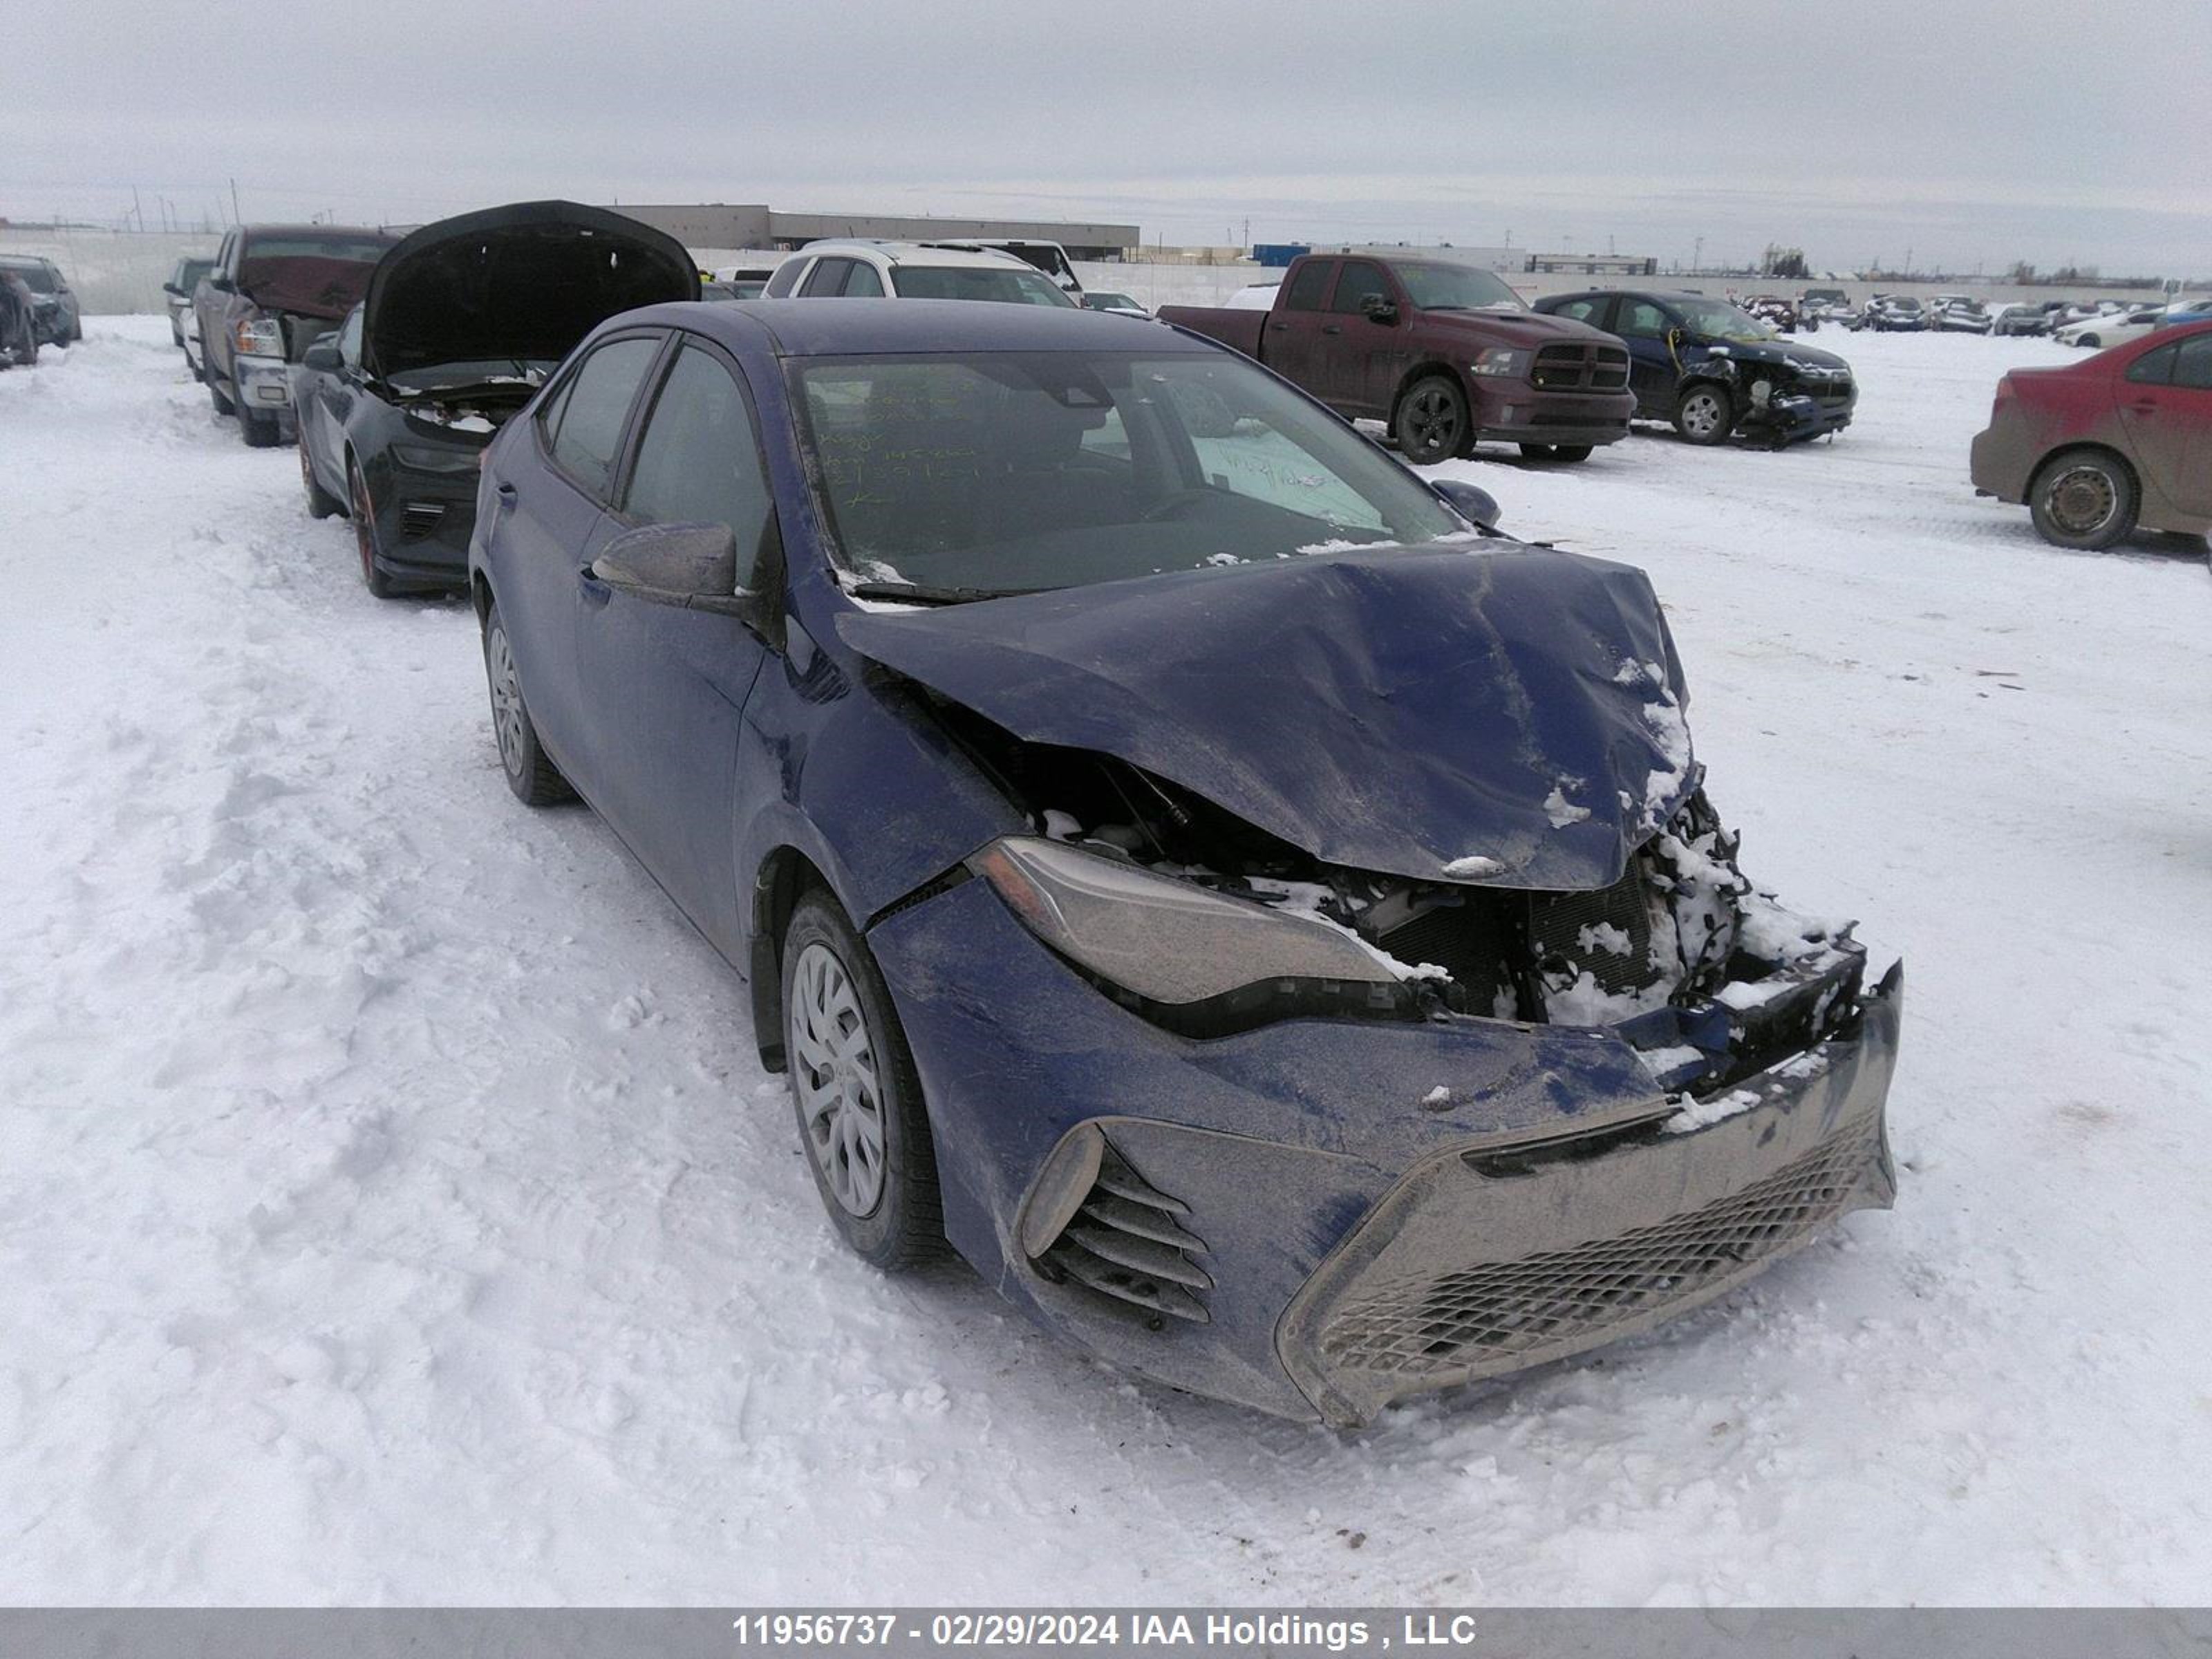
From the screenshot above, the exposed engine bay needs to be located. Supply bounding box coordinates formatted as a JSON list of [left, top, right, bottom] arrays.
[[937, 699, 1867, 1099]]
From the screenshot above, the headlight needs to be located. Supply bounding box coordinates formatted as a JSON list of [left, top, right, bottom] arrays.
[[1750, 378, 1772, 406], [970, 836, 1398, 1008], [233, 315, 283, 357], [1468, 347, 1530, 377]]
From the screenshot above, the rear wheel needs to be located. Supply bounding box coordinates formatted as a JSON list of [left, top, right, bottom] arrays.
[[781, 892, 945, 1271], [299, 440, 341, 519], [2028, 449, 2138, 550], [1673, 383, 1734, 445], [1391, 375, 1469, 466], [480, 601, 574, 805], [1552, 444, 1594, 463], [347, 458, 397, 598]]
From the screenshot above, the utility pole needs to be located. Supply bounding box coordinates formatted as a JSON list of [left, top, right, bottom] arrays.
[[131, 185, 142, 231], [229, 177, 242, 225], [1693, 234, 1704, 272]]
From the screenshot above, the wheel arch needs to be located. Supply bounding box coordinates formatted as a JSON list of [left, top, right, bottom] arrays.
[[1389, 359, 1472, 415], [2032, 440, 2139, 498], [749, 845, 835, 1072]]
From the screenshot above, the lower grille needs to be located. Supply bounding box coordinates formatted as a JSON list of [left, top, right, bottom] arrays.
[[398, 500, 448, 541], [1037, 1141, 1212, 1327], [1315, 1114, 1880, 1380]]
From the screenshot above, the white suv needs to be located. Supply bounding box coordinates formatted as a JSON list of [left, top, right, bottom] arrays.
[[762, 240, 1076, 307]]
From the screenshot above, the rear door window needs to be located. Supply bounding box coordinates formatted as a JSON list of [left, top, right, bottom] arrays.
[[841, 261, 885, 297], [800, 259, 853, 297], [546, 335, 663, 500], [2167, 334, 2212, 391], [2127, 343, 2178, 386], [1615, 300, 1671, 338], [1549, 295, 1614, 328], [1282, 261, 1334, 312], [762, 261, 803, 298]]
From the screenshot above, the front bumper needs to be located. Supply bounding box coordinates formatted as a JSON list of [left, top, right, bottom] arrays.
[[234, 352, 295, 419], [867, 876, 1902, 1423], [363, 442, 483, 592], [1747, 387, 1855, 442], [1473, 382, 1635, 448]]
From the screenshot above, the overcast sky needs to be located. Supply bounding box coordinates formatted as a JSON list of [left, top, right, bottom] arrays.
[[6, 0, 2208, 276]]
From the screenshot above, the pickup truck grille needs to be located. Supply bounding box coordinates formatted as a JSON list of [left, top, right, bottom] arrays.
[[1532, 343, 1630, 393]]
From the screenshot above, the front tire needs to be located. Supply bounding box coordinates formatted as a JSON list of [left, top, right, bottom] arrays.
[[347, 458, 397, 598], [2028, 449, 2138, 550], [1673, 383, 1734, 445], [239, 406, 283, 448], [1552, 444, 1594, 463], [207, 372, 234, 416], [1391, 374, 1470, 466], [480, 601, 574, 805], [782, 892, 945, 1271]]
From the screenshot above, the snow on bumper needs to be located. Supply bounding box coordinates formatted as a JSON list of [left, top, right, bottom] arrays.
[[867, 874, 1901, 1424]]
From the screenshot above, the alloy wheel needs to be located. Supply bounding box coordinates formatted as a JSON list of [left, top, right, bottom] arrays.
[[1679, 389, 1726, 440], [485, 624, 527, 782], [789, 941, 888, 1217]]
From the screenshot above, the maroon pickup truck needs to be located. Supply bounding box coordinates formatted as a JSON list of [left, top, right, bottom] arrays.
[[1161, 254, 1634, 465]]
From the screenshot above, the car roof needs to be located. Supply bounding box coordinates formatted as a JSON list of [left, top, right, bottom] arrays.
[[0, 254, 55, 269], [238, 223, 397, 241], [797, 238, 1033, 270], [603, 297, 1208, 359]]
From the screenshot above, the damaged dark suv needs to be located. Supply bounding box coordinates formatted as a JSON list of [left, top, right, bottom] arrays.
[[1535, 288, 1858, 447], [470, 299, 1903, 1425]]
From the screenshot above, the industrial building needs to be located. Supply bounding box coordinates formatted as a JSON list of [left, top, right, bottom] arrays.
[[608, 203, 1141, 261]]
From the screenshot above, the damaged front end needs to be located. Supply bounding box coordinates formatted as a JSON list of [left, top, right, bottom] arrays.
[[842, 545, 1900, 1422]]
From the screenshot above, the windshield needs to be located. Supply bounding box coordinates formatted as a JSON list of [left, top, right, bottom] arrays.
[[4, 263, 57, 294], [241, 234, 393, 265], [794, 350, 1464, 597], [1396, 262, 1522, 311], [889, 265, 1076, 307], [1674, 298, 1778, 341]]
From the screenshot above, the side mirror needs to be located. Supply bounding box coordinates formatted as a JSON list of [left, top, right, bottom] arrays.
[[1432, 478, 1501, 531], [591, 522, 768, 625], [207, 273, 234, 293], [1360, 293, 1399, 324], [303, 337, 341, 372], [162, 282, 181, 297]]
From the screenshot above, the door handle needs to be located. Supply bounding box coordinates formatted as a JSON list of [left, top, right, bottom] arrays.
[[2128, 399, 2158, 415], [495, 481, 518, 503], [1322, 324, 1343, 335], [579, 565, 613, 609], [1267, 320, 1288, 330]]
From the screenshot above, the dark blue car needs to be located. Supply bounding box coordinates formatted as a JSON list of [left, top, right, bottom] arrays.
[[1533, 289, 1859, 447], [468, 299, 1902, 1425]]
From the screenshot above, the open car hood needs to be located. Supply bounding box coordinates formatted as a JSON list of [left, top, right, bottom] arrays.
[[360, 200, 699, 386], [837, 545, 1697, 891]]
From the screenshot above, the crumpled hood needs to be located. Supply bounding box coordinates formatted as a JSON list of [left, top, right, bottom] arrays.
[[837, 545, 1696, 891], [362, 200, 698, 386]]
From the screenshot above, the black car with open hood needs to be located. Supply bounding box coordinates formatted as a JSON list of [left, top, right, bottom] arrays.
[[290, 200, 700, 597]]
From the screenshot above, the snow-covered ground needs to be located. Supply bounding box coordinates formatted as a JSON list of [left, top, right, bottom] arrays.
[[3, 319, 2209, 1605]]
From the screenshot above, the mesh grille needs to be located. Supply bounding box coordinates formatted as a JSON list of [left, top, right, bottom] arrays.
[[1317, 1114, 1879, 1378], [1528, 868, 1662, 998]]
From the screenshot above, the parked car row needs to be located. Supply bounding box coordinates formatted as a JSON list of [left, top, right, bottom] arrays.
[[150, 196, 1909, 1426]]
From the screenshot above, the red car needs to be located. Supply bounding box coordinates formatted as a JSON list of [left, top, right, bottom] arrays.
[[1971, 321, 2212, 550]]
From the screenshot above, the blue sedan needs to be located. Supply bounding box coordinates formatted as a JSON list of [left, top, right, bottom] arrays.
[[467, 299, 1902, 1425]]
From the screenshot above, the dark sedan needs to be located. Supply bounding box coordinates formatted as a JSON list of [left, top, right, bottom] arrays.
[[469, 299, 1902, 1425], [292, 200, 696, 597], [1534, 288, 1858, 446]]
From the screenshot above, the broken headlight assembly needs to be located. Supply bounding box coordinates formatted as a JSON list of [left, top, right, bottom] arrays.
[[232, 315, 283, 357], [969, 836, 1411, 1033]]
